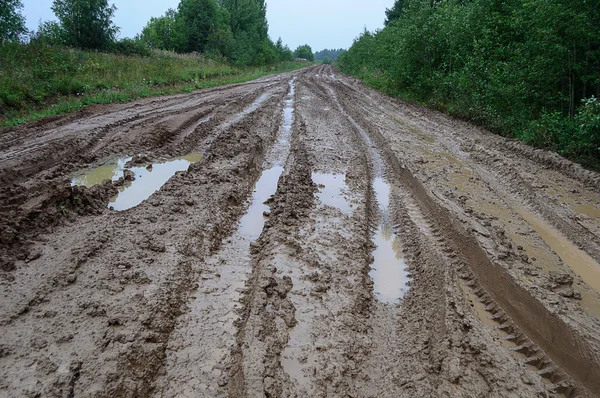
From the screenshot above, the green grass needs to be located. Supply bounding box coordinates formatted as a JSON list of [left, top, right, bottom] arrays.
[[0, 42, 310, 127]]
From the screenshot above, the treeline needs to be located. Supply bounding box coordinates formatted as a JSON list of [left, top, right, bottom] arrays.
[[315, 48, 346, 64], [2, 0, 298, 66], [339, 0, 600, 169]]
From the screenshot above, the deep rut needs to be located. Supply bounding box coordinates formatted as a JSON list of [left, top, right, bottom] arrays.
[[1, 66, 599, 398]]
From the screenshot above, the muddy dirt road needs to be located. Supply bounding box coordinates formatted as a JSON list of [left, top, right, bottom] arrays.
[[2, 65, 600, 397]]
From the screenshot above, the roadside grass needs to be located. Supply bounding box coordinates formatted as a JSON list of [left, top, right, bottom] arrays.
[[0, 42, 310, 127]]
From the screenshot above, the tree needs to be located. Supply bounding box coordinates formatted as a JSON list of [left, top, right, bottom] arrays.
[[0, 0, 26, 42], [51, 0, 118, 50], [140, 9, 184, 51], [275, 37, 293, 61], [322, 56, 332, 65], [384, 0, 405, 26], [294, 44, 314, 61], [221, 0, 273, 65], [176, 0, 221, 53]]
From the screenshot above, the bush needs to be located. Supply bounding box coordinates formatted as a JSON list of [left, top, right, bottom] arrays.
[[322, 56, 332, 65], [109, 38, 151, 57]]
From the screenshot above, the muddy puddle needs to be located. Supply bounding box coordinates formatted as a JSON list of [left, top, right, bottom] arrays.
[[369, 177, 410, 303], [238, 166, 284, 239], [71, 157, 131, 187], [516, 208, 600, 294], [327, 86, 410, 302], [72, 154, 203, 211], [312, 172, 352, 214]]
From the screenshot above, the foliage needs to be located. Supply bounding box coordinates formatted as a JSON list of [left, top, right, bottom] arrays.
[[294, 44, 314, 61], [138, 0, 281, 66], [51, 0, 119, 50], [275, 38, 294, 62], [140, 9, 184, 52], [315, 48, 346, 62], [384, 0, 404, 26], [0, 41, 310, 126], [108, 38, 152, 57], [339, 0, 600, 169], [322, 56, 332, 65], [0, 0, 26, 42]]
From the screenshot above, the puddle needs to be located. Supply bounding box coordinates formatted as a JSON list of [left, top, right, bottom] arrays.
[[312, 173, 352, 214], [516, 208, 600, 294], [238, 166, 284, 240], [71, 157, 131, 187], [326, 86, 411, 302], [109, 154, 203, 211], [369, 177, 410, 303], [72, 153, 202, 211], [573, 203, 600, 219]]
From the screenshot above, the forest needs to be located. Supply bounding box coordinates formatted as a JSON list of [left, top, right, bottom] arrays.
[[315, 48, 346, 64], [339, 0, 600, 168]]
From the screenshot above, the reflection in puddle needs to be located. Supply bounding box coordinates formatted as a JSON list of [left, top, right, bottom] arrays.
[[71, 157, 131, 187], [312, 172, 352, 214], [109, 155, 202, 211], [72, 154, 203, 211], [369, 177, 410, 303], [238, 166, 284, 240], [517, 208, 600, 294]]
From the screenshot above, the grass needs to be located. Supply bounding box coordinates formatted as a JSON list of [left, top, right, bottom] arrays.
[[0, 41, 311, 127]]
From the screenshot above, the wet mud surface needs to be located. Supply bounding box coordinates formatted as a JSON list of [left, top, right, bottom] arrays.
[[1, 65, 600, 397]]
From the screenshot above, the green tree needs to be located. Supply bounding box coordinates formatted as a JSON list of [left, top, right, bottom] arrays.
[[322, 56, 332, 65], [177, 0, 221, 53], [294, 44, 314, 61], [275, 37, 293, 61], [384, 0, 405, 25], [140, 9, 184, 51], [221, 0, 273, 65], [0, 0, 26, 42], [51, 0, 118, 50]]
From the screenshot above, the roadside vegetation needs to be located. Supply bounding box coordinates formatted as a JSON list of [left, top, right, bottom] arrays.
[[338, 0, 600, 169], [0, 0, 309, 126]]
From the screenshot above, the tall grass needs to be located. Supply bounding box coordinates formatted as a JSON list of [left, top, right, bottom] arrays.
[[0, 41, 309, 127]]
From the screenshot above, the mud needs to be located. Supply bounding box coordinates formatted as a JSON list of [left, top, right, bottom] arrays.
[[1, 65, 600, 397]]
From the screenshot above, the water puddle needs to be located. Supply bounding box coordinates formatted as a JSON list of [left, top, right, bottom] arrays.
[[110, 154, 202, 211], [516, 208, 600, 294], [312, 172, 352, 214], [327, 85, 411, 302], [71, 157, 131, 187], [573, 203, 600, 219], [72, 154, 203, 211], [238, 166, 284, 240], [369, 177, 410, 303]]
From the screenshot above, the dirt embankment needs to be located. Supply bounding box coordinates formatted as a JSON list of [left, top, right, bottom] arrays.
[[1, 65, 600, 397]]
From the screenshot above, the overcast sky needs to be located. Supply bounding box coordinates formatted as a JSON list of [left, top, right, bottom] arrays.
[[22, 0, 393, 51]]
